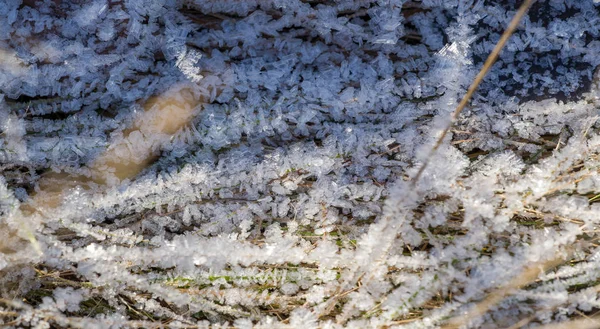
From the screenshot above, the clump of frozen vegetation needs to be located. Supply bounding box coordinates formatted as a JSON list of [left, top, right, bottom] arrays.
[[1, 0, 600, 328]]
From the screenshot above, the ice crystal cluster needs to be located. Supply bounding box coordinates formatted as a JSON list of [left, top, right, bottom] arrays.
[[2, 0, 600, 328]]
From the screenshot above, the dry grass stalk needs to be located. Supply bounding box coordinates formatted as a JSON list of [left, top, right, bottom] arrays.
[[412, 0, 536, 185], [441, 253, 569, 329]]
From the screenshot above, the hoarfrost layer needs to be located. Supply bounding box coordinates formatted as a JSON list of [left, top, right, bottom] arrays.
[[1, 0, 600, 328]]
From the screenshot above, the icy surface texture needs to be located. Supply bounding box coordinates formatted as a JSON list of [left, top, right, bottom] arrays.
[[1, 0, 600, 328]]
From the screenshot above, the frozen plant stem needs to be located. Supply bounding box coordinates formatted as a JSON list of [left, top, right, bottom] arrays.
[[412, 0, 536, 185]]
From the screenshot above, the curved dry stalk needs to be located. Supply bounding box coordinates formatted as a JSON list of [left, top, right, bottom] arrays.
[[25, 84, 203, 212], [441, 252, 570, 329], [2, 81, 221, 259]]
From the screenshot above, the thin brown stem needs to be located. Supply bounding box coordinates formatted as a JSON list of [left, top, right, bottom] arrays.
[[412, 0, 536, 186]]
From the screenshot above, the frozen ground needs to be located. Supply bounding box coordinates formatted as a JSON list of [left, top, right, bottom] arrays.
[[2, 0, 600, 328]]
